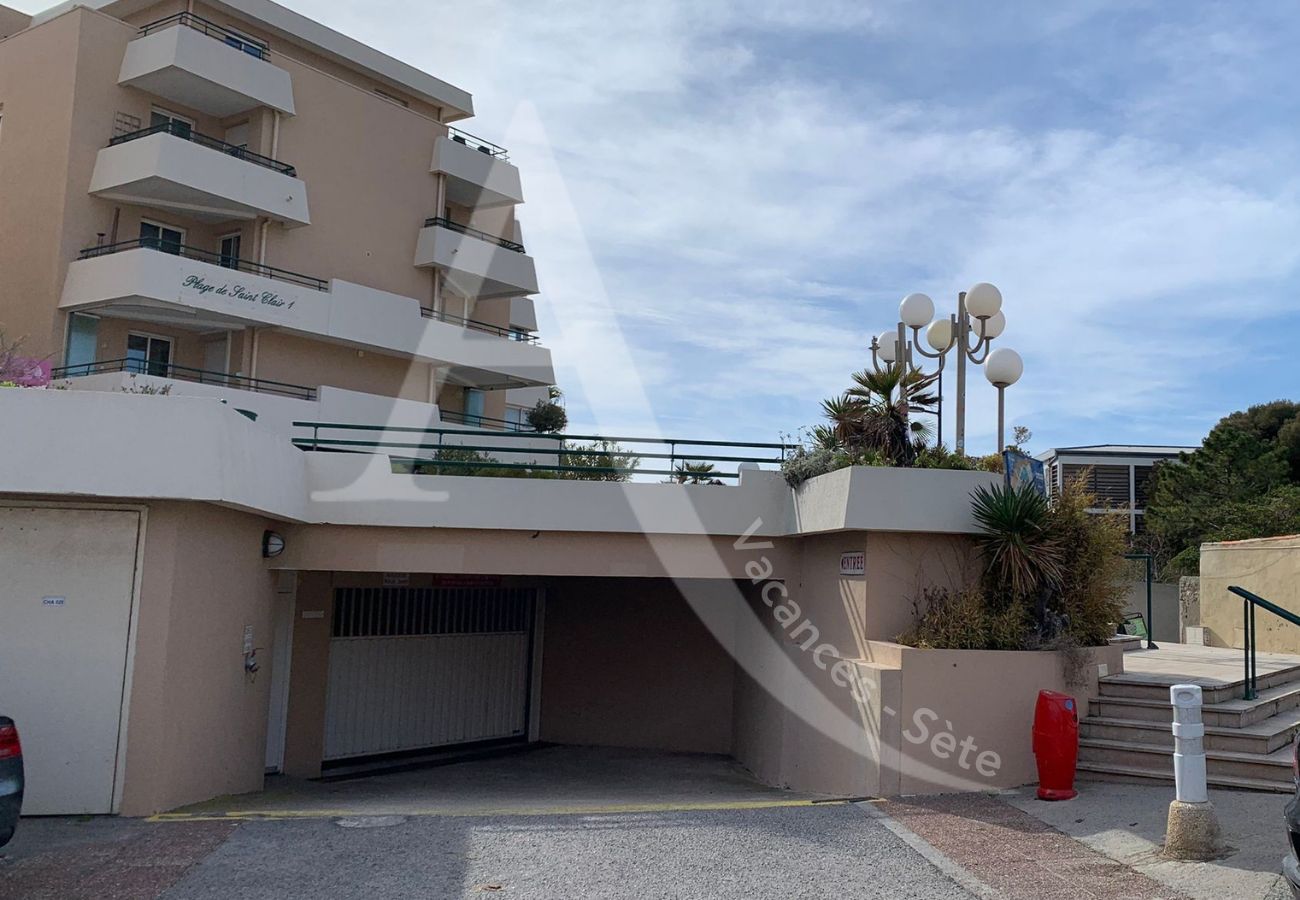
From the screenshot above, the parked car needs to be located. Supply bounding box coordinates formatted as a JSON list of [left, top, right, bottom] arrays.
[[1285, 736, 1300, 897], [0, 717, 21, 848]]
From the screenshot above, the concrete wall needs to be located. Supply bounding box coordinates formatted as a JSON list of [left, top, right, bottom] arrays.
[[866, 640, 1123, 795], [1120, 579, 1180, 644], [538, 578, 736, 754], [118, 500, 277, 815], [1200, 535, 1300, 652]]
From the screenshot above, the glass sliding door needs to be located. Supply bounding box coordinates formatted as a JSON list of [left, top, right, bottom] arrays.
[[126, 333, 172, 377], [139, 221, 183, 255], [64, 313, 99, 376]]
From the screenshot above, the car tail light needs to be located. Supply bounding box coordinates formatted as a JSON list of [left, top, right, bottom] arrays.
[[0, 724, 19, 761]]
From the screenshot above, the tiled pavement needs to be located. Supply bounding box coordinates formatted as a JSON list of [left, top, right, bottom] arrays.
[[878, 794, 1191, 899]]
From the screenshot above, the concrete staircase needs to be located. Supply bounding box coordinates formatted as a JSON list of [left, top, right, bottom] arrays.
[[1079, 655, 1300, 792]]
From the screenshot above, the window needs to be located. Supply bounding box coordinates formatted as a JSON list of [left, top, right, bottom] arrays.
[[126, 333, 172, 377], [504, 406, 528, 430], [64, 312, 99, 374], [150, 107, 193, 137], [219, 233, 242, 269], [464, 388, 486, 426], [140, 221, 184, 254]]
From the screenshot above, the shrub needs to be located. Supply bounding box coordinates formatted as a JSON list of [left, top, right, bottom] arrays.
[[526, 400, 567, 433], [1043, 478, 1129, 645], [898, 586, 1030, 651]]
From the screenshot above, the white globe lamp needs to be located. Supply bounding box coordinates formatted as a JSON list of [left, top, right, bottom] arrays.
[[975, 310, 1005, 340], [899, 292, 935, 329], [983, 347, 1023, 386], [965, 282, 1002, 319], [926, 318, 953, 352], [876, 330, 899, 363]]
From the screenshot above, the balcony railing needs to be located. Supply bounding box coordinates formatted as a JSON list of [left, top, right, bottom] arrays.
[[52, 358, 317, 401], [109, 121, 296, 177], [78, 238, 328, 291], [420, 307, 540, 344], [423, 216, 525, 253], [138, 11, 270, 61], [439, 410, 535, 432], [446, 126, 509, 161]]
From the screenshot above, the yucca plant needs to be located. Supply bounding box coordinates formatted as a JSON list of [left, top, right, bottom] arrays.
[[970, 482, 1065, 602]]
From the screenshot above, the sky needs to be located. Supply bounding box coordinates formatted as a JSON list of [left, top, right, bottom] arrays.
[[25, 0, 1300, 454]]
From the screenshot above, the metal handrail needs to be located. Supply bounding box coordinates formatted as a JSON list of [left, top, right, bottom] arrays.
[[1228, 586, 1300, 700], [420, 307, 539, 344], [109, 121, 296, 177], [138, 11, 270, 60], [78, 238, 327, 291], [290, 421, 789, 480], [446, 126, 509, 161], [423, 216, 525, 253], [52, 358, 317, 400]]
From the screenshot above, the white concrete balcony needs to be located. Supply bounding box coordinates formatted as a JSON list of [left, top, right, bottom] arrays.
[[414, 217, 539, 298], [432, 129, 523, 208], [119, 13, 295, 117], [59, 243, 554, 388], [89, 123, 310, 225]]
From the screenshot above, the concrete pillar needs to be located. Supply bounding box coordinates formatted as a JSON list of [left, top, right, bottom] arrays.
[[1163, 684, 1223, 860]]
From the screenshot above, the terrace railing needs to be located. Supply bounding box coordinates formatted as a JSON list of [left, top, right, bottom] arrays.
[[446, 126, 509, 161], [291, 422, 790, 481], [53, 358, 317, 401], [109, 120, 296, 177], [1228, 586, 1300, 700], [420, 307, 540, 343], [137, 11, 270, 60], [423, 217, 526, 254], [78, 238, 328, 291]]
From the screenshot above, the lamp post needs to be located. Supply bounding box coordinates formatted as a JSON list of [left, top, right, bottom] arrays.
[[984, 346, 1023, 453], [870, 282, 1018, 455]]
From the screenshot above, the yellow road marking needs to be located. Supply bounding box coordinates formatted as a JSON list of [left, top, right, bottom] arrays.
[[147, 797, 860, 823]]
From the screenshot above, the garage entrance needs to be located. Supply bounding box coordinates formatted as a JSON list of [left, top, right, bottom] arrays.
[[0, 505, 141, 814], [322, 586, 538, 762]]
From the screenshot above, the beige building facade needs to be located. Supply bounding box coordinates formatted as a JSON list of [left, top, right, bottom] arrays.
[[0, 0, 552, 432]]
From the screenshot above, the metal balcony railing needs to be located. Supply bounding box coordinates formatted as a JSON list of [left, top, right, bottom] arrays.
[[438, 410, 535, 432], [420, 307, 540, 344], [78, 238, 328, 291], [137, 11, 270, 61], [109, 121, 296, 177], [52, 358, 317, 401], [423, 216, 525, 253], [446, 126, 509, 161]]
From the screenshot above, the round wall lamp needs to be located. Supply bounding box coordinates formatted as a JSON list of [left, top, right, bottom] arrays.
[[262, 530, 286, 559]]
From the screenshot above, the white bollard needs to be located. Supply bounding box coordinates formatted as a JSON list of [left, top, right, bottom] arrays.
[[1163, 683, 1222, 860], [1170, 684, 1208, 804]]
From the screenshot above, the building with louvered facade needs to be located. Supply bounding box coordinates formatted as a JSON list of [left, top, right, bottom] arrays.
[[1037, 444, 1196, 534]]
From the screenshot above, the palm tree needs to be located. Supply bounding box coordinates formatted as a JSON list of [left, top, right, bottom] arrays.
[[672, 461, 723, 485], [820, 364, 940, 465]]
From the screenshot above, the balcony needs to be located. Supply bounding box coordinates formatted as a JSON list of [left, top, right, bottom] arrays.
[[432, 128, 523, 208], [60, 242, 555, 388], [414, 217, 539, 298], [119, 12, 295, 117], [89, 122, 310, 225], [420, 307, 539, 344], [52, 358, 317, 400]]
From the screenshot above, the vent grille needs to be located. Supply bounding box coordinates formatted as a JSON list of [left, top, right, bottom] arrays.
[[332, 587, 533, 638]]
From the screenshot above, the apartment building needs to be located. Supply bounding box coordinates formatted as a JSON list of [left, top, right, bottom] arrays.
[[1038, 444, 1195, 534], [0, 0, 553, 435]]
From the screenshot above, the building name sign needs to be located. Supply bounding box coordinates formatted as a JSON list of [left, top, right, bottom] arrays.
[[839, 551, 865, 577], [183, 274, 297, 312]]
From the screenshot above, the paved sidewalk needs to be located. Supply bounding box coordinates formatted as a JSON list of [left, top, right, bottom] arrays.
[[1004, 782, 1293, 900], [876, 793, 1190, 899]]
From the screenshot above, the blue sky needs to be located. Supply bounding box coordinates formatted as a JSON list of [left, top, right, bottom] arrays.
[[28, 0, 1300, 454]]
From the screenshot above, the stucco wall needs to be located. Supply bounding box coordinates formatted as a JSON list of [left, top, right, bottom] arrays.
[[1200, 535, 1300, 652], [118, 501, 277, 815]]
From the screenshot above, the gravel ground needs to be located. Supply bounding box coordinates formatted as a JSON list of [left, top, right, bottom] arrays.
[[158, 804, 975, 900]]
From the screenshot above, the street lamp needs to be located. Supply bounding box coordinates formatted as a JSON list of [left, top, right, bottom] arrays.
[[871, 282, 1020, 454], [984, 347, 1023, 453]]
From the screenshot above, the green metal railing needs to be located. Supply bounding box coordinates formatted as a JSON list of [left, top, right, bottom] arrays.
[[1228, 586, 1300, 700], [291, 421, 789, 480]]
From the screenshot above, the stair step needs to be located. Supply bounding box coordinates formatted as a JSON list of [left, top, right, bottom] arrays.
[[1076, 761, 1294, 794], [1098, 662, 1300, 703], [1080, 713, 1300, 755], [1079, 736, 1293, 786], [1089, 680, 1300, 728]]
